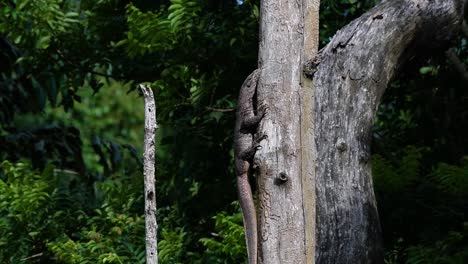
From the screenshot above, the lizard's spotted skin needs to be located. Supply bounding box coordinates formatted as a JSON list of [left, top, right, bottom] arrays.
[[234, 69, 266, 264]]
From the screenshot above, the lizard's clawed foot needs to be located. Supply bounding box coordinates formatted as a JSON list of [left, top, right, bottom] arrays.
[[240, 144, 262, 161], [241, 115, 263, 133], [255, 133, 268, 143], [256, 103, 268, 117]]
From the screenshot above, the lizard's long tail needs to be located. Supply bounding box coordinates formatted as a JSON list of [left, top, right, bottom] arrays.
[[237, 174, 257, 264]]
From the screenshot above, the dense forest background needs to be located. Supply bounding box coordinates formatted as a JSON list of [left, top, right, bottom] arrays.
[[0, 0, 467, 263]]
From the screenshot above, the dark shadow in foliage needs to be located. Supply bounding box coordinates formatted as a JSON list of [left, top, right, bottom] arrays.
[[0, 125, 85, 173], [0, 36, 38, 125]]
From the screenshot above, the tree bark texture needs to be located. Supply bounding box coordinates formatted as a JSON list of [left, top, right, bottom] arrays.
[[256, 1, 320, 263], [140, 84, 158, 264], [312, 0, 465, 263]]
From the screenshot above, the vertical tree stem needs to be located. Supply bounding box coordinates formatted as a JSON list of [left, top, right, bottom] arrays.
[[140, 84, 158, 264], [256, 1, 319, 263]]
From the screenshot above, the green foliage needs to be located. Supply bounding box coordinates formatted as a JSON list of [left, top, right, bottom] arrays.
[[372, 146, 426, 193], [374, 150, 468, 263], [199, 202, 247, 263], [405, 231, 468, 264], [158, 227, 186, 264], [0, 161, 53, 261], [431, 159, 468, 196], [41, 79, 144, 174], [0, 0, 467, 263], [0, 0, 80, 50], [118, 4, 171, 58], [0, 160, 146, 263], [47, 202, 146, 264], [319, 0, 377, 45], [0, 0, 114, 122], [118, 0, 201, 58], [0, 161, 50, 219]]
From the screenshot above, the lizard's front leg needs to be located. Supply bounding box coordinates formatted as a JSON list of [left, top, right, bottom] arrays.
[[240, 106, 267, 134]]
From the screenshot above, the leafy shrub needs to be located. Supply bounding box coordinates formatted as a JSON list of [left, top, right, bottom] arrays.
[[0, 160, 146, 263], [199, 202, 247, 263], [0, 161, 53, 262], [374, 150, 468, 263]]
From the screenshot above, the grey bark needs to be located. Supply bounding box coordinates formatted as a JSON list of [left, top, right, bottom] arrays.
[[312, 0, 465, 263], [140, 84, 158, 264], [255, 1, 320, 263]]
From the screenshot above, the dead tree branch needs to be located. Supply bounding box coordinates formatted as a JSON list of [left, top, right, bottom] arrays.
[[140, 84, 158, 264]]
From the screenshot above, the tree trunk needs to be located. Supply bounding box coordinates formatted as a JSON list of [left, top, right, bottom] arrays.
[[140, 84, 158, 264], [312, 0, 465, 263], [255, 0, 465, 263], [256, 1, 320, 263]]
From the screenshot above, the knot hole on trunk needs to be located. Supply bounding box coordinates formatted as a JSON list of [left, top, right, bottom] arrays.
[[147, 191, 154, 200], [336, 138, 348, 152], [275, 172, 289, 185]]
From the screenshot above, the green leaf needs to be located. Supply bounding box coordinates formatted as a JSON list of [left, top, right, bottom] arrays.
[[13, 35, 22, 44], [209, 111, 223, 122], [17, 0, 31, 10], [230, 38, 236, 46], [36, 35, 51, 49], [419, 66, 433, 75], [65, 12, 79, 18]]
